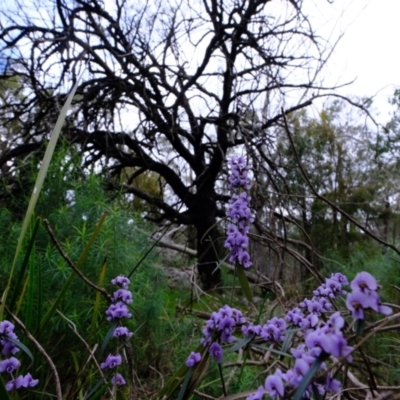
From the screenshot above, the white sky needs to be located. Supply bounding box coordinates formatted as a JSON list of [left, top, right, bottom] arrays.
[[306, 0, 400, 123]]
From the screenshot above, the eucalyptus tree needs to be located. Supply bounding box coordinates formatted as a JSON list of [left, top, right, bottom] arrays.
[[0, 0, 337, 289]]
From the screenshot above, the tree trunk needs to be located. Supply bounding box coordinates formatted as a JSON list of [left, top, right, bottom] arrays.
[[196, 218, 222, 291], [191, 187, 222, 291]]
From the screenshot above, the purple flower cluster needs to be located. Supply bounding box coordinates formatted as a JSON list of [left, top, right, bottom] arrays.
[[285, 273, 348, 331], [101, 275, 134, 386], [346, 271, 392, 320], [245, 271, 393, 399], [200, 305, 246, 363], [242, 317, 287, 343], [228, 156, 251, 190], [255, 311, 350, 399], [225, 157, 254, 268], [0, 320, 38, 392], [245, 316, 348, 399]]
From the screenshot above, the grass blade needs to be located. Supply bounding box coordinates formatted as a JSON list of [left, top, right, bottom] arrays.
[[90, 253, 108, 339], [236, 265, 253, 302], [8, 217, 41, 313]]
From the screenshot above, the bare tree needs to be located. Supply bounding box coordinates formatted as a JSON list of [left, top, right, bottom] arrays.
[[0, 0, 336, 290]]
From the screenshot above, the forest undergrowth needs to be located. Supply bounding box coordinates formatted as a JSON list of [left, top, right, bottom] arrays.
[[0, 147, 400, 400]]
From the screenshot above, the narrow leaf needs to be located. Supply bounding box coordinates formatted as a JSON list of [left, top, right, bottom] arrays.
[[90, 256, 108, 339], [250, 343, 291, 358], [9, 217, 41, 313], [355, 318, 365, 336], [281, 326, 298, 355], [4, 335, 34, 361], [83, 375, 109, 400], [293, 354, 326, 400], [229, 335, 253, 353], [98, 321, 118, 360], [176, 368, 193, 400], [236, 265, 253, 302]]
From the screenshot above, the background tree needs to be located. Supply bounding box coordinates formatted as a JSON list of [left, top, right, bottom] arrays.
[[0, 0, 339, 290], [248, 101, 400, 282]]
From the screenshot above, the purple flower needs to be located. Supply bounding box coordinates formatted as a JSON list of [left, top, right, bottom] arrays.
[[299, 313, 319, 330], [0, 321, 15, 335], [350, 272, 378, 292], [185, 352, 201, 367], [238, 249, 252, 269], [281, 369, 298, 388], [329, 335, 353, 362], [285, 308, 304, 326], [261, 323, 281, 342], [316, 297, 333, 312], [209, 342, 223, 363], [105, 302, 132, 321], [201, 305, 245, 346], [332, 272, 348, 286], [378, 303, 393, 315], [269, 317, 286, 331], [113, 326, 133, 339], [111, 289, 133, 304], [21, 373, 39, 388], [293, 358, 310, 379], [111, 275, 130, 289], [0, 357, 20, 374], [322, 312, 344, 335], [242, 323, 262, 336], [346, 290, 372, 319], [325, 373, 341, 393], [100, 354, 122, 369], [305, 329, 331, 357], [246, 385, 265, 400], [111, 373, 126, 386], [5, 376, 24, 391], [265, 370, 285, 398]]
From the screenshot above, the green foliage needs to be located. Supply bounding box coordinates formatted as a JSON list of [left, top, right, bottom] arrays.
[[276, 102, 400, 261], [0, 148, 192, 397]]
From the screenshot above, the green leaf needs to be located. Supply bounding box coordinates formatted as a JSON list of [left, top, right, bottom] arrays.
[[250, 343, 291, 358], [236, 265, 253, 302], [293, 354, 327, 400], [281, 326, 299, 355], [83, 376, 109, 400], [228, 335, 253, 353], [98, 321, 118, 360], [176, 368, 193, 400], [355, 318, 365, 336]]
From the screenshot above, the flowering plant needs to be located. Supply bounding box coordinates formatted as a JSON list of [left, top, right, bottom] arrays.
[[168, 270, 396, 400]]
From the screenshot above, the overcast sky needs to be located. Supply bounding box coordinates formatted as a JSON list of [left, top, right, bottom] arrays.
[[305, 0, 400, 123]]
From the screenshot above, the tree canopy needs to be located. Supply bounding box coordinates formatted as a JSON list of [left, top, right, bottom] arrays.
[[0, 0, 346, 289]]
